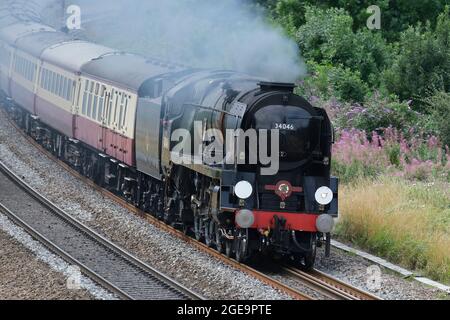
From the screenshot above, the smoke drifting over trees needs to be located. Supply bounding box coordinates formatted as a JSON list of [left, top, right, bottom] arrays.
[[57, 0, 306, 82]]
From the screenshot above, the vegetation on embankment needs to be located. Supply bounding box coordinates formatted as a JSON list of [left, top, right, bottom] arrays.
[[336, 177, 449, 284]]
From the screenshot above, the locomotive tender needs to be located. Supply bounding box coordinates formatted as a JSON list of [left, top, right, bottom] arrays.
[[0, 19, 338, 268]]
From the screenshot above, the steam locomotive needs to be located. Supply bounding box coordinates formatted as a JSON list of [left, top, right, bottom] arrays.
[[0, 18, 338, 269]]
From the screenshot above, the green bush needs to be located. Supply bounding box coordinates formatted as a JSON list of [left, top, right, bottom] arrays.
[[296, 6, 392, 99], [261, 0, 448, 41], [328, 67, 369, 102], [382, 8, 450, 109], [302, 61, 369, 102], [334, 94, 419, 133], [421, 91, 450, 146], [331, 158, 381, 183]]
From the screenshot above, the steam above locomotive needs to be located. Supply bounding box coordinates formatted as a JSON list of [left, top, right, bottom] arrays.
[[0, 19, 338, 268]]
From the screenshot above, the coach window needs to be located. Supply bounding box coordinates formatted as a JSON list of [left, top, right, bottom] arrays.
[[82, 80, 89, 115], [67, 79, 72, 101], [48, 71, 52, 92], [92, 83, 99, 121], [28, 62, 33, 81], [29, 62, 33, 81], [87, 81, 94, 118], [23, 59, 27, 78], [98, 86, 106, 122], [19, 58, 23, 76], [107, 90, 114, 125], [21, 58, 25, 77], [27, 61, 32, 80], [30, 63, 34, 81], [113, 91, 120, 126], [122, 96, 129, 129], [66, 78, 71, 101], [30, 63, 35, 81], [61, 76, 66, 98], [118, 93, 125, 129], [65, 78, 70, 101], [59, 76, 64, 97], [49, 72, 55, 94], [51, 72, 55, 93], [30, 63, 35, 82], [54, 73, 58, 95], [62, 77, 67, 100], [20, 58, 24, 76], [67, 80, 72, 101], [58, 74, 63, 97], [47, 70, 52, 92], [54, 72, 59, 95], [41, 69, 46, 89], [40, 69, 45, 88], [18, 57, 23, 75], [14, 57, 19, 74], [43, 69, 47, 90], [58, 74, 63, 96], [24, 60, 29, 80], [13, 56, 18, 73]]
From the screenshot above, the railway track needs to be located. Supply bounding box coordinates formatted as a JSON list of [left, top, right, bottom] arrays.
[[0, 159, 202, 300], [0, 106, 381, 300], [283, 267, 380, 300]]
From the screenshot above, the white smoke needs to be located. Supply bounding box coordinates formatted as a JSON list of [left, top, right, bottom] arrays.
[[72, 0, 305, 82], [11, 0, 306, 82]]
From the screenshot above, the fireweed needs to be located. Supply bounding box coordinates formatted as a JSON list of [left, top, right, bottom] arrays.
[[332, 127, 450, 182]]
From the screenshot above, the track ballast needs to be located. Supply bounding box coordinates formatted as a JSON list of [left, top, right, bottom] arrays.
[[0, 160, 202, 300]]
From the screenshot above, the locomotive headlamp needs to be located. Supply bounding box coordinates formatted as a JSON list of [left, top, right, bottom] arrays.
[[315, 186, 333, 205], [316, 214, 335, 233], [234, 181, 253, 200], [235, 209, 255, 229]]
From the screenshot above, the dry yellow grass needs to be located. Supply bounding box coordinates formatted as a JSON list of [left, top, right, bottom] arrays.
[[336, 177, 450, 284]]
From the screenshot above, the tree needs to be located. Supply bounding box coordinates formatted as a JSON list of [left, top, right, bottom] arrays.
[[382, 7, 450, 109], [297, 6, 392, 91]]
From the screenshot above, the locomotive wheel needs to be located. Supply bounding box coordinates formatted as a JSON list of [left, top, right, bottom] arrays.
[[215, 224, 225, 253], [235, 229, 249, 263], [194, 216, 203, 241], [204, 220, 214, 247], [225, 239, 233, 258], [182, 223, 191, 235], [303, 251, 316, 271], [294, 243, 317, 271]]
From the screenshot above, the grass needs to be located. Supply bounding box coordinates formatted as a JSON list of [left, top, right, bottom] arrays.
[[335, 176, 450, 284]]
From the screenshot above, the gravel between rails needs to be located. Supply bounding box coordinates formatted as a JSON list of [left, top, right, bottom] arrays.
[[314, 246, 444, 300], [0, 167, 199, 300], [0, 109, 445, 300], [0, 213, 116, 300], [0, 226, 92, 300]]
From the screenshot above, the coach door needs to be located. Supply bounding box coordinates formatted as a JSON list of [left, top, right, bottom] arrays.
[[105, 88, 120, 159]]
